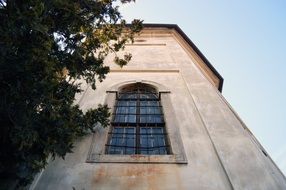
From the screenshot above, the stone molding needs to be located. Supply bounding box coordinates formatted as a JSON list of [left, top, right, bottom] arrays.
[[86, 80, 188, 164]]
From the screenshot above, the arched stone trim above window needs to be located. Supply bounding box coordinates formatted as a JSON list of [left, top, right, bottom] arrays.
[[107, 80, 170, 93], [86, 80, 187, 164]]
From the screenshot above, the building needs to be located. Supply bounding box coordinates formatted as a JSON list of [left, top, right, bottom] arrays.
[[32, 24, 286, 190]]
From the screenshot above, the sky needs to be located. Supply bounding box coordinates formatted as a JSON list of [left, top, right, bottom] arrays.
[[119, 0, 286, 175]]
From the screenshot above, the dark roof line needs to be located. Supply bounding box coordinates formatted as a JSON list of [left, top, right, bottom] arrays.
[[138, 23, 224, 92]]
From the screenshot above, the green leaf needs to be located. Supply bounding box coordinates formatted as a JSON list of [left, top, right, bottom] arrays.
[[0, 0, 142, 186]]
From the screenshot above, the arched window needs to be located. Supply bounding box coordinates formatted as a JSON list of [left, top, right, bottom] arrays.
[[106, 83, 170, 155]]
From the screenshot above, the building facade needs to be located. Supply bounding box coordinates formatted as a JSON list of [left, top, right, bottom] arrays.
[[32, 24, 286, 190]]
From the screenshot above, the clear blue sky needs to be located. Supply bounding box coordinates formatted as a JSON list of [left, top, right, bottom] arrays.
[[120, 0, 286, 175]]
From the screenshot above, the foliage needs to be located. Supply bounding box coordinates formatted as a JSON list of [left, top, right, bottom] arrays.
[[0, 0, 142, 186]]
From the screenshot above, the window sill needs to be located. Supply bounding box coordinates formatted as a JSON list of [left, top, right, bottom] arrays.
[[86, 154, 187, 164]]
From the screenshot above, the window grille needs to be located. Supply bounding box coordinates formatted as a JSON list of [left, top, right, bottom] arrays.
[[106, 84, 170, 155]]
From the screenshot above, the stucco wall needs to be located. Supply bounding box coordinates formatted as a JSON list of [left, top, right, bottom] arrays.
[[33, 27, 286, 190]]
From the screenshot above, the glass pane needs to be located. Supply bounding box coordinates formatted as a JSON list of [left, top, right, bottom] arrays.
[[113, 115, 120, 122], [123, 107, 128, 114], [126, 128, 135, 154], [128, 128, 135, 134], [140, 93, 158, 99], [126, 137, 134, 146], [118, 115, 124, 123], [139, 115, 163, 124], [154, 107, 162, 114], [117, 101, 126, 106], [140, 107, 146, 114], [140, 101, 146, 107], [139, 127, 167, 155], [114, 127, 123, 134], [116, 107, 123, 114], [117, 101, 136, 106], [108, 127, 135, 154], [129, 101, 136, 106], [116, 107, 137, 114], [150, 101, 159, 106], [139, 107, 161, 115], [155, 115, 163, 123], [159, 147, 167, 154], [120, 93, 137, 99], [128, 115, 136, 123], [153, 127, 163, 134], [129, 107, 136, 114], [126, 148, 135, 154], [147, 116, 154, 123], [116, 107, 136, 114], [140, 127, 148, 134], [140, 116, 146, 123], [140, 101, 159, 106], [114, 114, 136, 123], [140, 127, 150, 154], [147, 107, 155, 114]]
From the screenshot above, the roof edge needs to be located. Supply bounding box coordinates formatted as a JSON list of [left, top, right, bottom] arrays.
[[134, 23, 224, 92]]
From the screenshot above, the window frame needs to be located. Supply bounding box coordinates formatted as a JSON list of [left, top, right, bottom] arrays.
[[106, 84, 170, 155], [86, 81, 187, 164]]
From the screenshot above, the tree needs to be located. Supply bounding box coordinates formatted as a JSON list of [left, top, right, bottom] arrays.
[[0, 0, 142, 186]]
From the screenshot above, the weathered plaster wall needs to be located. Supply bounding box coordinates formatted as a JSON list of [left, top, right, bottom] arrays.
[[33, 27, 286, 190]]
